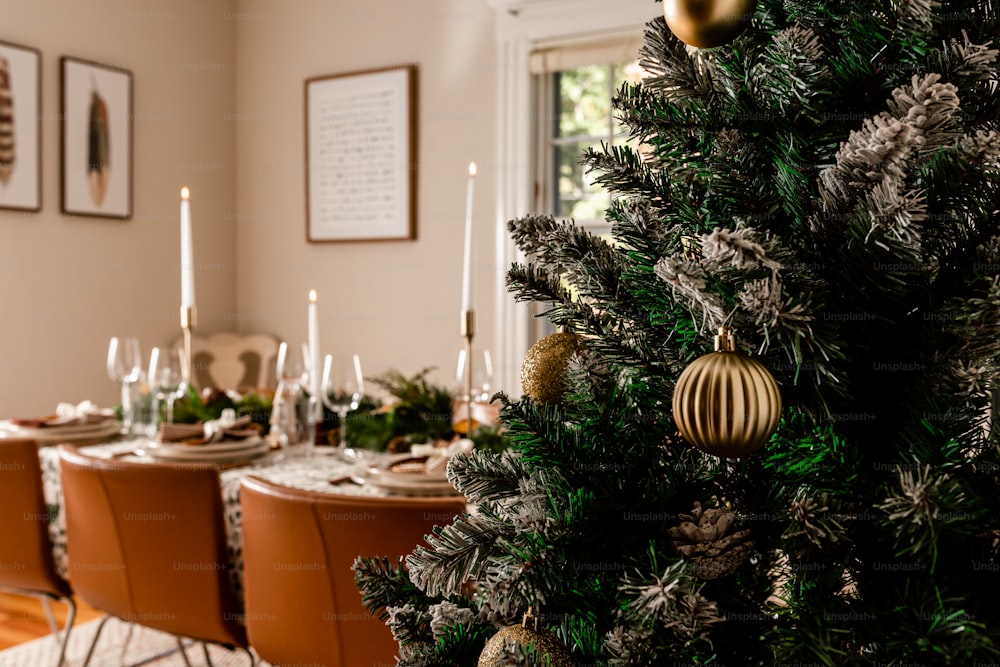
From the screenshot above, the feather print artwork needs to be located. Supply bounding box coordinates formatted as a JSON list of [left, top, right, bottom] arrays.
[[87, 87, 110, 206], [0, 56, 15, 187]]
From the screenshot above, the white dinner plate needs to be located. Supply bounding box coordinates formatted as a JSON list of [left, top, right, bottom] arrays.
[[148, 438, 267, 454], [367, 454, 450, 484], [145, 437, 269, 462], [363, 475, 461, 497], [0, 419, 122, 444]]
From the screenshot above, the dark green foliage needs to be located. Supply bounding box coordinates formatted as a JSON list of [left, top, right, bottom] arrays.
[[356, 1, 1000, 664]]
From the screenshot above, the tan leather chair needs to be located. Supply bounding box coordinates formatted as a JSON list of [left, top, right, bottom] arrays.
[[0, 439, 76, 666], [239, 476, 466, 667], [58, 445, 254, 666]]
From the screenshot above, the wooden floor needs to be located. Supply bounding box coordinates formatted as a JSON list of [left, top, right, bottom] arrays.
[[0, 590, 103, 651]]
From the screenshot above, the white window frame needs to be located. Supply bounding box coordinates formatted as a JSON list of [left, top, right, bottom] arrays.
[[487, 0, 655, 396]]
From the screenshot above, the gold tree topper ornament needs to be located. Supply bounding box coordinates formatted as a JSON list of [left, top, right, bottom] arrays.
[[671, 327, 781, 458], [662, 0, 759, 49]]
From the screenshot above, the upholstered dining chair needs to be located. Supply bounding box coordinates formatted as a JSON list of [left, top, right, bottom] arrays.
[[0, 439, 76, 667], [57, 445, 255, 666], [239, 476, 467, 667]]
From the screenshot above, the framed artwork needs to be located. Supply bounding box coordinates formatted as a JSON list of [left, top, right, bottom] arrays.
[[305, 64, 417, 242], [0, 40, 41, 212], [60, 56, 133, 219]]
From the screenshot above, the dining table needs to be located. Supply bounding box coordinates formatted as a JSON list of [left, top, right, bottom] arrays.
[[35, 438, 459, 601]]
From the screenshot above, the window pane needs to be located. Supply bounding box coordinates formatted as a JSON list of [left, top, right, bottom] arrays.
[[556, 65, 612, 139], [612, 61, 643, 135], [557, 140, 610, 221]]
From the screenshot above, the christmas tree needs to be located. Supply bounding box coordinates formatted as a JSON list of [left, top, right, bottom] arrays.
[[355, 0, 1000, 664]]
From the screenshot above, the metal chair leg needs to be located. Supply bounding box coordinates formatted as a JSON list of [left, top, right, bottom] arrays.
[[201, 642, 214, 666], [174, 636, 194, 667], [41, 595, 59, 636], [52, 596, 76, 667], [79, 614, 112, 667]]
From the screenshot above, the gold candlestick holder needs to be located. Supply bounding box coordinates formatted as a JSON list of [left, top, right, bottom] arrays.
[[180, 306, 197, 388], [461, 309, 475, 438]]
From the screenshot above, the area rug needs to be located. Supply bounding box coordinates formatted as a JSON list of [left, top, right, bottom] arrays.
[[0, 616, 271, 666]]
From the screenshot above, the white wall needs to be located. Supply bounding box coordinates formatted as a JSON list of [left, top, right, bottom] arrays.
[[233, 0, 499, 397], [0, 0, 500, 417], [0, 0, 238, 416]]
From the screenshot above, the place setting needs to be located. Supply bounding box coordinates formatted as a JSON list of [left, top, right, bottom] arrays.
[[0, 399, 121, 445]]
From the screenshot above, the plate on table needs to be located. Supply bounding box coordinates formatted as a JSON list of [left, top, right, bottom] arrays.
[[145, 437, 269, 463], [367, 454, 450, 484], [364, 454, 458, 496], [0, 419, 122, 444]]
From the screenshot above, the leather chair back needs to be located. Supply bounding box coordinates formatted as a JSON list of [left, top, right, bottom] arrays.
[[0, 439, 72, 597], [58, 445, 247, 649], [240, 475, 466, 667]]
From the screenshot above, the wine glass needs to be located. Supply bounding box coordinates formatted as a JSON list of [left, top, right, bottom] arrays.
[[107, 336, 143, 434], [148, 346, 183, 428], [455, 348, 494, 402], [321, 353, 364, 458], [276, 341, 309, 389], [270, 341, 311, 451]]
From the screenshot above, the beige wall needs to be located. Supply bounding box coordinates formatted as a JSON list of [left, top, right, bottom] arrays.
[[0, 0, 499, 416], [0, 0, 239, 416], [234, 0, 498, 397]]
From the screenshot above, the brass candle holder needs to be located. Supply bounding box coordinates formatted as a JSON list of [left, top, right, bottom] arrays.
[[461, 309, 475, 437], [180, 305, 197, 387]]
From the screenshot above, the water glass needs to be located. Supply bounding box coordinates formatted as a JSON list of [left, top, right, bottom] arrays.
[[107, 336, 144, 435]]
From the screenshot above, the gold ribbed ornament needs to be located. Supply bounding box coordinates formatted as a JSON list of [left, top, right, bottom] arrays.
[[478, 609, 573, 667], [662, 0, 758, 48], [521, 331, 584, 405], [671, 328, 781, 458]]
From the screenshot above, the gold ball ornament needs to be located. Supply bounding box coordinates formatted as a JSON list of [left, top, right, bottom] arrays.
[[662, 0, 758, 48], [521, 332, 585, 405], [672, 328, 781, 458], [478, 609, 574, 667]]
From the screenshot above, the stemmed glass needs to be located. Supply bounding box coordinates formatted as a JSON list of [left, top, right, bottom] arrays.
[[321, 353, 364, 459], [107, 336, 143, 435], [148, 346, 183, 429], [455, 348, 494, 403], [271, 341, 311, 451]]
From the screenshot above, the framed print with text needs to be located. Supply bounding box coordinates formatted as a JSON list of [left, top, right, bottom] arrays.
[[0, 40, 41, 212], [305, 64, 417, 242], [61, 56, 132, 219]]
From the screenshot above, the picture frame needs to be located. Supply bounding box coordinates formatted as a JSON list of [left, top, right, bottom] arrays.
[[0, 40, 41, 212], [60, 56, 133, 220], [305, 64, 417, 242]]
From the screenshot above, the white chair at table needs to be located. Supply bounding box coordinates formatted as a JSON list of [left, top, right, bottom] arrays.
[[172, 332, 279, 391]]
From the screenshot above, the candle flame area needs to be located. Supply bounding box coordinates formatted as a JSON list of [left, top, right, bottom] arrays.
[[468, 162, 477, 177], [181, 186, 190, 200], [309, 289, 317, 302]]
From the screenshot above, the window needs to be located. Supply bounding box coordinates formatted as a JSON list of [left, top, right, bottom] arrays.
[[488, 0, 653, 395], [523, 40, 643, 340], [531, 35, 644, 231]]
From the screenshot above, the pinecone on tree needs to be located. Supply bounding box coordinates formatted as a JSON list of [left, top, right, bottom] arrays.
[[668, 502, 754, 580]]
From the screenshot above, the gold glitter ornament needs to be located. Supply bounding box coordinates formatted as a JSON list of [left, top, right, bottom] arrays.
[[478, 609, 574, 667], [662, 0, 758, 49], [672, 328, 781, 458], [520, 332, 584, 405]]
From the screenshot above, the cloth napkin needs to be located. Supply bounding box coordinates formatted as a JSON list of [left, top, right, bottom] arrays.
[[158, 410, 260, 446], [11, 400, 117, 428]]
